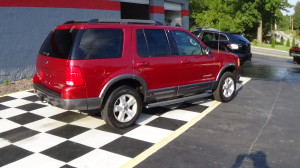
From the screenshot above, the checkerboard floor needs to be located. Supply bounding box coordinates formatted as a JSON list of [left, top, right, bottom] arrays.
[[0, 77, 249, 168]]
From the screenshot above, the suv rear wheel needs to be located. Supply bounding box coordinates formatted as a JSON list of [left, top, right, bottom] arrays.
[[293, 57, 300, 64], [101, 85, 142, 128], [213, 72, 236, 102]]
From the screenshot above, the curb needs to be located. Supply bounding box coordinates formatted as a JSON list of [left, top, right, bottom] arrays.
[[252, 52, 292, 59], [251, 46, 289, 53]]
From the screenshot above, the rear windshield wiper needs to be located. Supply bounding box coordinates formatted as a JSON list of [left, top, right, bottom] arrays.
[[41, 51, 50, 56]]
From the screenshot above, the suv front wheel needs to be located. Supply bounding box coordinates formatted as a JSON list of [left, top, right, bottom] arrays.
[[101, 85, 142, 128], [213, 72, 236, 102]]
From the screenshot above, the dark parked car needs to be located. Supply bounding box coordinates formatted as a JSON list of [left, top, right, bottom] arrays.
[[289, 43, 300, 64], [192, 28, 252, 65], [33, 19, 240, 128]]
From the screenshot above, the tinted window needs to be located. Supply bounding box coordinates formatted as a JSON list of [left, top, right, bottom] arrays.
[[78, 29, 123, 59], [202, 32, 215, 42], [230, 34, 250, 43], [136, 29, 149, 57], [39, 29, 77, 59], [144, 29, 171, 57], [215, 34, 228, 41], [172, 30, 203, 56], [192, 31, 202, 38]]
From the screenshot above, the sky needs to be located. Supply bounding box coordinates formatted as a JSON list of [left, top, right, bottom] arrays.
[[283, 0, 299, 15]]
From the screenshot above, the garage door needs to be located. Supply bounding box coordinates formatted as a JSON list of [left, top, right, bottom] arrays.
[[120, 0, 149, 5], [164, 2, 181, 11]]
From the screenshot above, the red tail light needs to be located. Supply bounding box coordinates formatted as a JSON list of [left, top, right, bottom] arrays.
[[66, 66, 85, 86], [32, 73, 40, 83]]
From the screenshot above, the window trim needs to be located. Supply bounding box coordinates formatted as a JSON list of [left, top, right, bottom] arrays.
[[214, 33, 229, 41]]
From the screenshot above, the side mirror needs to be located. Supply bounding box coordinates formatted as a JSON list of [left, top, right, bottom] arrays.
[[204, 47, 211, 55]]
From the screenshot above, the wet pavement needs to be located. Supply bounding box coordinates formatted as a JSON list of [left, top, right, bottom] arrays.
[[136, 53, 300, 168], [242, 53, 300, 83]]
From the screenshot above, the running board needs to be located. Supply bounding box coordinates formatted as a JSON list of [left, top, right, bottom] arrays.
[[145, 92, 212, 109]]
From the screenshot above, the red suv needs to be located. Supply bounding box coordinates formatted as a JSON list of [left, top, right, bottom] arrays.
[[33, 19, 241, 128]]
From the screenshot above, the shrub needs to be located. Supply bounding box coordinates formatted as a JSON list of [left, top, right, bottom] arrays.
[[292, 38, 296, 47], [271, 37, 275, 48], [280, 37, 284, 45], [252, 39, 258, 45], [286, 39, 290, 47], [3, 80, 9, 85]]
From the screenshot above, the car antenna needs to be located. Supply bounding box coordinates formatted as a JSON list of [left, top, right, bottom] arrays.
[[218, 21, 220, 52]]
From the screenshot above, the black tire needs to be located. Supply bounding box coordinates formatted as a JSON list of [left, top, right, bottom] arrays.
[[293, 57, 300, 64], [213, 72, 236, 102], [101, 85, 142, 129]]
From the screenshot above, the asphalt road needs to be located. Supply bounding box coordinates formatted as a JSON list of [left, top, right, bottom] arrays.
[[251, 46, 290, 58], [135, 51, 300, 168]]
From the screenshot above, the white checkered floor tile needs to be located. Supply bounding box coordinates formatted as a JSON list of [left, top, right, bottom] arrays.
[[0, 77, 249, 167]]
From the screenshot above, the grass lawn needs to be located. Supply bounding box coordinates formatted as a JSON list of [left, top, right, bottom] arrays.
[[251, 42, 291, 52]]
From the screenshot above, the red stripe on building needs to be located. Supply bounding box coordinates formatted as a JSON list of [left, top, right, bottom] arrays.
[[0, 0, 120, 11], [150, 6, 164, 14], [181, 10, 189, 16]]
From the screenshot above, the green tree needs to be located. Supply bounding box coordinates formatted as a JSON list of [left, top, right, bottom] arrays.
[[191, 0, 261, 38], [189, 0, 205, 30], [189, 0, 291, 40], [255, 0, 291, 41], [277, 14, 290, 30], [293, 2, 300, 30]]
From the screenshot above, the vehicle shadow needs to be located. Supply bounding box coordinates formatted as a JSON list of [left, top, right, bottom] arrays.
[[231, 151, 271, 168]]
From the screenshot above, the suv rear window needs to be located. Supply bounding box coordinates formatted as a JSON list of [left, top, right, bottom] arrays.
[[230, 34, 250, 43], [77, 29, 123, 59], [39, 29, 77, 59]]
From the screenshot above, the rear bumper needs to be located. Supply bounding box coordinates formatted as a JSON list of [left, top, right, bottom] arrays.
[[235, 52, 252, 63], [33, 83, 102, 110]]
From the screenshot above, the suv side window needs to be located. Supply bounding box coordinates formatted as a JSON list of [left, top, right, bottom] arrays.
[[171, 30, 203, 56], [136, 29, 149, 57], [202, 32, 215, 42], [215, 34, 228, 41], [77, 29, 123, 59], [136, 29, 171, 57]]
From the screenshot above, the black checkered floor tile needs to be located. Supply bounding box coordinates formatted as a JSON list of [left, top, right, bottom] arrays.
[[0, 77, 249, 167]]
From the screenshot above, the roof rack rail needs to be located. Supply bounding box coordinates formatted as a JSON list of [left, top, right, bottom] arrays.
[[64, 19, 164, 25], [193, 28, 220, 32], [87, 19, 98, 24], [64, 20, 86, 24], [95, 19, 164, 25], [98, 19, 155, 24], [63, 19, 98, 24]]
